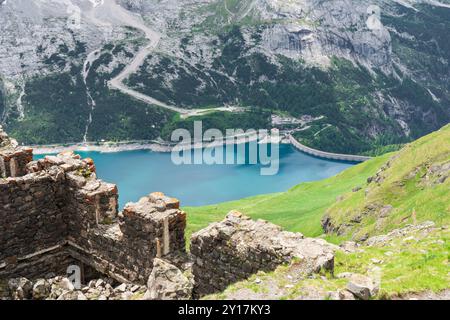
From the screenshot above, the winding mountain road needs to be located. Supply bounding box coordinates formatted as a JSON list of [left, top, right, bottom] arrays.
[[85, 0, 243, 118]]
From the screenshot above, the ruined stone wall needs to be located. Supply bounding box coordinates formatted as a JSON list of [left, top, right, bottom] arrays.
[[0, 249, 77, 280], [0, 152, 96, 279], [0, 128, 187, 285], [190, 211, 335, 297], [0, 126, 33, 178], [0, 168, 66, 264], [65, 192, 187, 284], [58, 164, 186, 283], [0, 147, 33, 178], [120, 193, 186, 256]]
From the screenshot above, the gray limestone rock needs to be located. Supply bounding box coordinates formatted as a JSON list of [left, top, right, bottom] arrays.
[[346, 274, 379, 300], [8, 277, 33, 300], [144, 258, 193, 300], [32, 279, 51, 300]]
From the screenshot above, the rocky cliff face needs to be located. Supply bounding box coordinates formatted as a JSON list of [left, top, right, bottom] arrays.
[[0, 0, 449, 153], [115, 0, 393, 70]]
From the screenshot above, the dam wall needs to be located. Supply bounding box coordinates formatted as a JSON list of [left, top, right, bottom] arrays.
[[288, 135, 372, 162]]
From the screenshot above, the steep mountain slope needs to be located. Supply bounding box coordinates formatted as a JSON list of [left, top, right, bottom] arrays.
[[0, 0, 449, 153], [0, 79, 5, 118], [124, 0, 450, 153], [0, 0, 173, 144], [322, 123, 450, 241]]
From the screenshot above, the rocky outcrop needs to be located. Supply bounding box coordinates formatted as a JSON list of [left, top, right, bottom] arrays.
[[32, 279, 51, 300], [191, 211, 336, 297], [7, 277, 33, 300], [365, 221, 437, 247], [258, 0, 392, 69], [422, 161, 450, 186], [143, 258, 193, 300]]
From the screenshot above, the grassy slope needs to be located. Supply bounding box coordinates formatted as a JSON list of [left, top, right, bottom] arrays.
[[324, 124, 450, 240], [184, 154, 391, 242]]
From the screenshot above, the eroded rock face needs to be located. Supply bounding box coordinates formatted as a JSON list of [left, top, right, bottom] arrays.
[[49, 277, 76, 299], [120, 0, 392, 69], [0, 0, 127, 81], [422, 162, 450, 186], [190, 211, 336, 296], [259, 0, 392, 69], [144, 258, 193, 300]]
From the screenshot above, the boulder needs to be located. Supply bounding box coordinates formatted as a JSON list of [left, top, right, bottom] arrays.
[[49, 277, 75, 299], [8, 277, 33, 300], [346, 274, 379, 300], [144, 258, 193, 300], [340, 241, 359, 253], [366, 221, 436, 246], [379, 205, 393, 218], [115, 283, 127, 293], [57, 291, 87, 300], [58, 277, 75, 291], [32, 279, 51, 300], [338, 289, 356, 300]]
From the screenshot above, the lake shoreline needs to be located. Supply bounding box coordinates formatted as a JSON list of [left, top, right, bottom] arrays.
[[29, 133, 287, 155], [31, 139, 355, 209], [28, 134, 371, 164]]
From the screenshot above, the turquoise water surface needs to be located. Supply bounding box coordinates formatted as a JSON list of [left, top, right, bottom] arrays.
[[37, 144, 354, 209]]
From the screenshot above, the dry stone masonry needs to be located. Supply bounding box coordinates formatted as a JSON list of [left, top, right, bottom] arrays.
[[0, 126, 187, 285], [190, 211, 336, 296], [0, 127, 337, 300], [0, 128, 33, 178], [144, 258, 193, 300]]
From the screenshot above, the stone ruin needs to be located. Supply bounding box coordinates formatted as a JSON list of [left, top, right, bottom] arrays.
[[191, 211, 335, 296], [0, 127, 336, 299], [0, 126, 186, 285], [0, 128, 33, 178]]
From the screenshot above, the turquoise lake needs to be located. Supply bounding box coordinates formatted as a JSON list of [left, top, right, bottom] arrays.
[[37, 144, 354, 209]]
